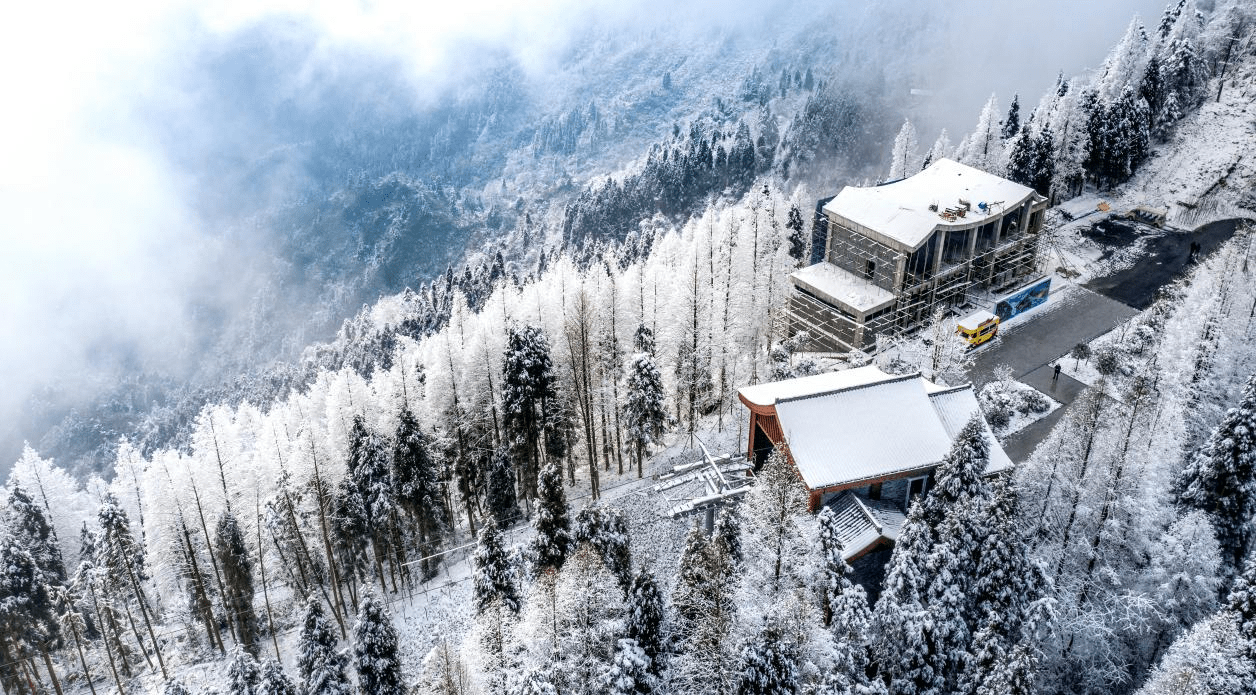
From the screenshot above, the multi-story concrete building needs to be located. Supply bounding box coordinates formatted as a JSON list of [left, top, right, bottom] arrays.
[[786, 158, 1048, 352]]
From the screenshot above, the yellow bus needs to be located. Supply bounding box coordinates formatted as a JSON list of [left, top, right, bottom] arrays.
[[957, 310, 1000, 348]]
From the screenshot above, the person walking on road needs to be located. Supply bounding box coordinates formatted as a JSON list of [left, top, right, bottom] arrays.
[[1052, 363, 1061, 386]]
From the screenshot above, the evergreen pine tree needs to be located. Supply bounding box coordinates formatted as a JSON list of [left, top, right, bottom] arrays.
[[976, 643, 1037, 695], [394, 406, 447, 571], [1080, 89, 1107, 183], [1158, 0, 1186, 38], [95, 492, 148, 597], [1002, 94, 1021, 139], [632, 324, 655, 355], [486, 446, 520, 525], [623, 337, 668, 479], [919, 419, 997, 692], [605, 638, 654, 695], [165, 679, 193, 695], [1102, 86, 1151, 185], [918, 417, 991, 531], [347, 414, 399, 580], [1176, 373, 1256, 577], [671, 523, 712, 629], [297, 598, 351, 695], [713, 506, 743, 570], [735, 623, 799, 695], [353, 591, 405, 695], [1140, 53, 1166, 131], [532, 462, 572, 574], [968, 476, 1040, 640], [473, 516, 520, 614], [670, 521, 738, 693], [816, 508, 875, 690], [625, 568, 665, 667], [216, 511, 261, 655], [0, 541, 59, 691], [508, 668, 559, 695], [331, 476, 370, 587], [871, 499, 934, 695], [503, 324, 560, 497], [1005, 127, 1036, 187], [1031, 124, 1056, 195], [786, 205, 807, 263], [227, 646, 261, 695], [574, 507, 633, 590], [1229, 558, 1256, 651], [3, 484, 67, 584], [257, 657, 297, 695]]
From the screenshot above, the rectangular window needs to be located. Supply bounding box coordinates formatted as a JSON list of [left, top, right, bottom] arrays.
[[868, 482, 882, 500], [865, 259, 876, 280], [906, 475, 929, 506]]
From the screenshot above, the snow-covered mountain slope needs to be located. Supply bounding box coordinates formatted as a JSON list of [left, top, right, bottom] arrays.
[[1108, 53, 1256, 227]]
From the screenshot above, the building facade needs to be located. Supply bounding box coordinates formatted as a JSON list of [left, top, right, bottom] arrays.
[[786, 158, 1049, 352]]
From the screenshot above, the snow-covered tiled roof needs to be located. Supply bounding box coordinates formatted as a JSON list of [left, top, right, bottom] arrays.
[[750, 366, 1010, 489], [775, 375, 955, 489], [790, 263, 896, 314], [927, 386, 1013, 474], [824, 491, 906, 561], [738, 364, 899, 408], [823, 158, 1037, 252]]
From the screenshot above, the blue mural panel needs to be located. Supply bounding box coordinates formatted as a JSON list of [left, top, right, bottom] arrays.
[[994, 277, 1051, 322]]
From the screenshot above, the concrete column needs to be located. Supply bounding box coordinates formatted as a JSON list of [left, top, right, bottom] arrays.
[[894, 253, 907, 291], [965, 225, 978, 260], [824, 215, 836, 263], [931, 230, 946, 276]]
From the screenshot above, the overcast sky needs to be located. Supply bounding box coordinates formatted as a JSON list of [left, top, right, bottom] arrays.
[[0, 0, 1167, 467]]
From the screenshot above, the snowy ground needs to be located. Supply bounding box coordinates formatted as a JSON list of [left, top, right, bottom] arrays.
[[1041, 56, 1256, 287], [979, 378, 1062, 440], [1048, 314, 1141, 397]]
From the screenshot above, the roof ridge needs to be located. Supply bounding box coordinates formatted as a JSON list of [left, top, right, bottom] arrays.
[[848, 492, 883, 534], [775, 371, 922, 406], [927, 383, 973, 397]]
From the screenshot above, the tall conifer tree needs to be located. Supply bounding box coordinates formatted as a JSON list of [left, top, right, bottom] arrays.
[[532, 463, 572, 574], [297, 599, 351, 695], [1177, 374, 1256, 578], [353, 592, 405, 695]]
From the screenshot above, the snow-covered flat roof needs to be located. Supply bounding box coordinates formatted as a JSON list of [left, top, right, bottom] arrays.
[[738, 364, 898, 408], [957, 310, 998, 331], [790, 262, 896, 314], [823, 158, 1037, 252], [748, 366, 1010, 489]]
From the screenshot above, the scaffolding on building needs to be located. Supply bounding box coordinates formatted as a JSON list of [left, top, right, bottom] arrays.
[[780, 231, 1043, 353]]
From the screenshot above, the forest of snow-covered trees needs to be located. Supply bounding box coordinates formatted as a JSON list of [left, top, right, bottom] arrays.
[[2, 0, 1256, 693]]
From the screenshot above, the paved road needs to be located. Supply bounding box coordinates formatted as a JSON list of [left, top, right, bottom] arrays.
[[968, 285, 1139, 388], [968, 217, 1245, 462], [965, 284, 1138, 463]]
